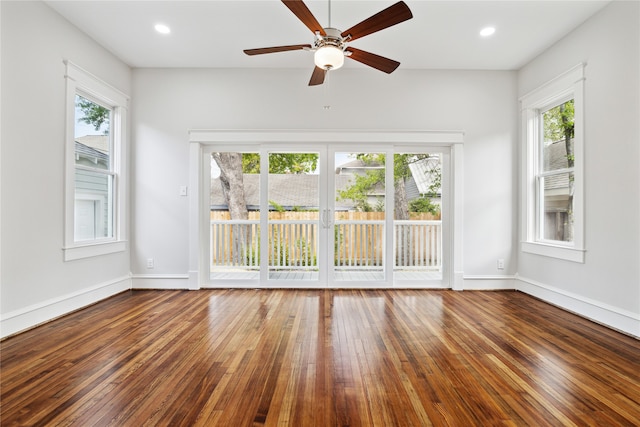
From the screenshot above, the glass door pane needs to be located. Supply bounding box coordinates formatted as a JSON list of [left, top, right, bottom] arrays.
[[209, 152, 261, 281], [333, 152, 386, 282], [267, 152, 320, 282], [393, 152, 443, 282]]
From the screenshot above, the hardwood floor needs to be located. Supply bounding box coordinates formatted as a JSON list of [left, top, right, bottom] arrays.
[[2, 290, 639, 426]]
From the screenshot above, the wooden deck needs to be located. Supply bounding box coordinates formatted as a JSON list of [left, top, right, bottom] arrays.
[[2, 289, 639, 426]]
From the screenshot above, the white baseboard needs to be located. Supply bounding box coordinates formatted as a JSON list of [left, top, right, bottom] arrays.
[[1, 275, 131, 339], [452, 271, 464, 290], [516, 275, 640, 338], [462, 275, 517, 290], [188, 270, 200, 290], [131, 274, 190, 290]]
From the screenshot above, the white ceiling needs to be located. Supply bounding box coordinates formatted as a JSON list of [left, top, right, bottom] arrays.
[[45, 0, 610, 71]]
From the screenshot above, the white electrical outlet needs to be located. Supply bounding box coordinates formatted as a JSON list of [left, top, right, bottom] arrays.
[[497, 259, 505, 270], [147, 258, 154, 269]]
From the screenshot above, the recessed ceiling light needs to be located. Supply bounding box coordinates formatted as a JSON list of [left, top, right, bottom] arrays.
[[155, 24, 171, 34], [480, 26, 496, 37]]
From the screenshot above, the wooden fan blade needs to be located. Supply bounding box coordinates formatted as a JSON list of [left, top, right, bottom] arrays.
[[341, 1, 412, 42], [282, 0, 326, 36], [309, 66, 326, 86], [346, 47, 400, 74], [244, 44, 312, 56]]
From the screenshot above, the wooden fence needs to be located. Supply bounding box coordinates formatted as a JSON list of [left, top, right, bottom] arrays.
[[210, 211, 441, 270]]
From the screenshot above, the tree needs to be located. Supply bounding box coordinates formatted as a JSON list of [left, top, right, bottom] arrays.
[[544, 99, 574, 167], [337, 153, 438, 220], [76, 96, 110, 134], [337, 160, 384, 212], [212, 153, 248, 221], [240, 153, 318, 174], [408, 196, 440, 216]]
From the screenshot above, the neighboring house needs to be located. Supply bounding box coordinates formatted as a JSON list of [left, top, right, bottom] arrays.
[[74, 135, 111, 240], [336, 156, 442, 209], [210, 174, 356, 211], [543, 139, 573, 240], [406, 155, 442, 203], [335, 159, 386, 209]]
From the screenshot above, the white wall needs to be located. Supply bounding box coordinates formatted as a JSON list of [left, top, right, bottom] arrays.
[[0, 1, 132, 337], [131, 68, 518, 288], [517, 1, 640, 336]]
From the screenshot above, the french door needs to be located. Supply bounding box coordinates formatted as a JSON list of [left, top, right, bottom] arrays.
[[207, 144, 448, 288]]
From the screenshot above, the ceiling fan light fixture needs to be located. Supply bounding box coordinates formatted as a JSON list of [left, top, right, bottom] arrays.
[[314, 45, 344, 70]]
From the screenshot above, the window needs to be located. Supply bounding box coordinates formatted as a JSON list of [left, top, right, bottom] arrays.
[[64, 61, 128, 260], [521, 64, 585, 262], [74, 94, 114, 241]]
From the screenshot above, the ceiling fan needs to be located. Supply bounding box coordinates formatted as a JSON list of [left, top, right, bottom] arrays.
[[243, 0, 413, 86]]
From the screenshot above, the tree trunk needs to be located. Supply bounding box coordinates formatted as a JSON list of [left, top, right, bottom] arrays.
[[394, 177, 410, 266], [394, 177, 409, 220], [212, 152, 248, 220], [212, 153, 250, 265]]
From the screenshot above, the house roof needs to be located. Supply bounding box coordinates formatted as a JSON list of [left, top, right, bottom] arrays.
[[336, 159, 384, 174], [544, 139, 572, 192], [211, 174, 357, 210], [76, 135, 109, 154], [75, 141, 108, 162], [408, 156, 441, 196], [74, 135, 109, 167]]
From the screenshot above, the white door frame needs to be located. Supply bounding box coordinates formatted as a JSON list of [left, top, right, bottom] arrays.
[[188, 130, 464, 290]]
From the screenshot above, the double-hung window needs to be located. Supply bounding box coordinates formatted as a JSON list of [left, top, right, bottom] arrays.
[[64, 61, 128, 261], [521, 64, 585, 262]]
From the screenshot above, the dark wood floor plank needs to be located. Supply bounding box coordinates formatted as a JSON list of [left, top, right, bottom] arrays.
[[2, 289, 639, 426]]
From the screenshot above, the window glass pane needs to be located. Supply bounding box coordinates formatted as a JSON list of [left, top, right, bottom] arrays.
[[394, 153, 442, 282], [334, 152, 385, 281], [210, 152, 262, 280], [75, 95, 111, 170], [74, 94, 113, 241], [267, 152, 319, 281], [542, 99, 574, 172], [74, 171, 114, 241], [540, 172, 574, 242]]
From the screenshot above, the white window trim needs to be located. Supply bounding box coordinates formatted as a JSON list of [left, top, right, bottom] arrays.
[[63, 61, 129, 261], [520, 64, 585, 263]]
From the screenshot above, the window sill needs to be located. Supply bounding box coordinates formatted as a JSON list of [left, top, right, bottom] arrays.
[[63, 240, 127, 261], [521, 241, 585, 263]]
